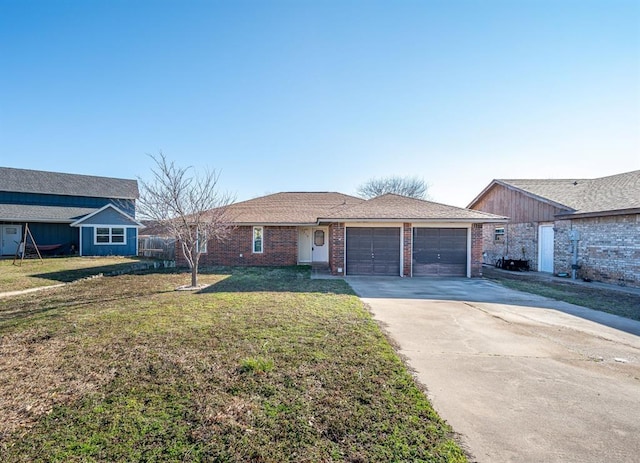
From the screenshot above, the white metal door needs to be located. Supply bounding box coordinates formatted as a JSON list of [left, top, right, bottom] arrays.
[[311, 227, 328, 262], [297, 227, 312, 263], [538, 225, 554, 273], [1, 225, 22, 256]]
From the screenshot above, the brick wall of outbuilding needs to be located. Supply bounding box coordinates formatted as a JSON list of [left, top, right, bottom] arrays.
[[480, 222, 538, 269], [555, 214, 640, 288]]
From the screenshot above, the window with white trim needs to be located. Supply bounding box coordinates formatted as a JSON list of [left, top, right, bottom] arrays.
[[253, 226, 263, 253], [494, 227, 505, 243], [197, 230, 207, 253], [95, 227, 126, 245]]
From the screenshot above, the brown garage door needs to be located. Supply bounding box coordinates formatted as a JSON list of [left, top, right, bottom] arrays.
[[346, 227, 400, 276], [413, 228, 467, 276]]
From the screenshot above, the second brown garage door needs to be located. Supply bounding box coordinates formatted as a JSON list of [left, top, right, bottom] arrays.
[[346, 227, 401, 276], [413, 228, 467, 276]]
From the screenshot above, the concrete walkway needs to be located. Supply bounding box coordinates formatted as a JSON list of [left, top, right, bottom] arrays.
[[346, 277, 640, 463]]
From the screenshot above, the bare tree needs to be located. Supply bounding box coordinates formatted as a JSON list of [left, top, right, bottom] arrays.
[[138, 153, 235, 287], [356, 175, 430, 200]]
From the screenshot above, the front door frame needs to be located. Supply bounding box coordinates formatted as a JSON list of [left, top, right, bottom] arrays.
[[311, 227, 329, 263], [1, 224, 23, 256]]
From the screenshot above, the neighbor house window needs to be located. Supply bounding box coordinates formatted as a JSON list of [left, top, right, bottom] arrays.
[[95, 227, 126, 245], [253, 226, 263, 253], [494, 227, 505, 242]]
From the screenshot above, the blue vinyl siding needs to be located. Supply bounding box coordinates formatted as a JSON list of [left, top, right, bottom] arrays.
[[0, 192, 135, 216], [29, 223, 79, 254], [78, 207, 139, 226], [81, 227, 137, 256]]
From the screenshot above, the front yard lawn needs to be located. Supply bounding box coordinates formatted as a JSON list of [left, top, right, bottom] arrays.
[[484, 267, 640, 322], [0, 267, 466, 462], [0, 256, 151, 293]]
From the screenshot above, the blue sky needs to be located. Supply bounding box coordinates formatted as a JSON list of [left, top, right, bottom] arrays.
[[1, 0, 638, 207]]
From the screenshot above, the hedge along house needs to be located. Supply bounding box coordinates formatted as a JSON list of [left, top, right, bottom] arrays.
[[468, 170, 640, 288], [0, 167, 143, 257], [183, 192, 506, 277]]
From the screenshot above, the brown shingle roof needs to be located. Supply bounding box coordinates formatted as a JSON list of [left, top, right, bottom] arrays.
[[321, 193, 507, 222], [222, 192, 506, 224], [495, 170, 640, 216], [224, 192, 364, 224]]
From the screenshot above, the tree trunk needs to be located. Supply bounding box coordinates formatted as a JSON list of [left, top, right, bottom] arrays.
[[191, 264, 198, 287]]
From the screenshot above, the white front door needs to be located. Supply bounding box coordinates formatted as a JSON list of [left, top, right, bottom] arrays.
[[311, 227, 329, 262], [1, 225, 22, 256], [538, 225, 554, 273]]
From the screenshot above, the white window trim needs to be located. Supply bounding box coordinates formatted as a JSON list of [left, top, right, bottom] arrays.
[[93, 226, 127, 245], [253, 226, 264, 254], [197, 230, 207, 254]]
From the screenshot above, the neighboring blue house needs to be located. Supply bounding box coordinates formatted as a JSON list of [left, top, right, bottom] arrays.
[[0, 167, 143, 257]]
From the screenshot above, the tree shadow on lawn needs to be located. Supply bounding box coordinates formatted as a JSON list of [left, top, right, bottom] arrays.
[[0, 274, 177, 329], [197, 266, 354, 295], [29, 262, 156, 284]]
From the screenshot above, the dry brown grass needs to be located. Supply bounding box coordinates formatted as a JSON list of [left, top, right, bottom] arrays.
[[0, 267, 467, 462]]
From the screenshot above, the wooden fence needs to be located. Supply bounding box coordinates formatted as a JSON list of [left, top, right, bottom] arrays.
[[138, 236, 176, 260]]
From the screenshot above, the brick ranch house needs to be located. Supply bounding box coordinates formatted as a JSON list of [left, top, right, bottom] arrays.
[[468, 170, 640, 288], [179, 192, 506, 277]]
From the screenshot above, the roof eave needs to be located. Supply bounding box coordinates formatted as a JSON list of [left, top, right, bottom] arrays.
[[317, 217, 508, 223], [0, 217, 76, 223], [555, 207, 640, 220], [231, 222, 317, 227]]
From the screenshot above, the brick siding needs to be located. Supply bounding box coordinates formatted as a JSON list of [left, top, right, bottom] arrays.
[[471, 224, 483, 277], [480, 214, 639, 288], [329, 223, 345, 275], [403, 223, 412, 276], [555, 214, 640, 287], [480, 222, 538, 269], [176, 221, 490, 280], [177, 226, 298, 267]]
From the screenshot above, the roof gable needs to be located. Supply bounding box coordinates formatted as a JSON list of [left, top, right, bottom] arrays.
[[70, 204, 143, 227], [469, 170, 640, 216], [0, 167, 139, 200]]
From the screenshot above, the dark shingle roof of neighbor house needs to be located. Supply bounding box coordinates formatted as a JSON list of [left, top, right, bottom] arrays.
[[470, 170, 640, 217], [0, 167, 139, 199], [221, 192, 506, 224], [0, 204, 97, 223]]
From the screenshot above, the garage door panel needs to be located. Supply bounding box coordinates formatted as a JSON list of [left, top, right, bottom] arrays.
[[413, 228, 467, 276], [346, 227, 400, 276]]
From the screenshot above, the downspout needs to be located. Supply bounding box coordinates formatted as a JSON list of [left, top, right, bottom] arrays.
[[569, 228, 580, 280]]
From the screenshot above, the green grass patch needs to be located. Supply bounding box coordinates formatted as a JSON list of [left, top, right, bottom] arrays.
[[0, 267, 467, 462], [485, 269, 640, 321], [239, 356, 275, 374], [0, 256, 152, 293]]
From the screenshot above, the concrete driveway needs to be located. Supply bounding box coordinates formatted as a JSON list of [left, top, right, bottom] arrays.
[[346, 277, 640, 463]]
